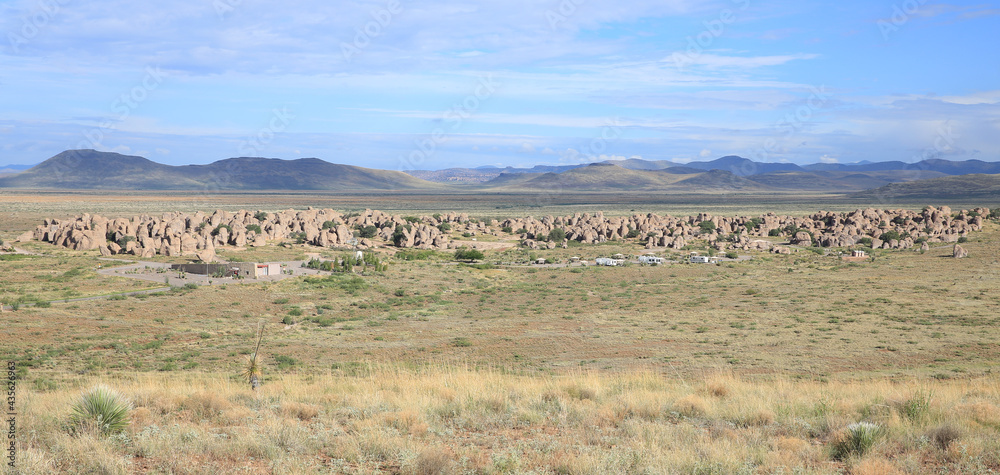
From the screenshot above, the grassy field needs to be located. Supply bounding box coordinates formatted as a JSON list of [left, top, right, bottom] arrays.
[[2, 193, 1000, 473]]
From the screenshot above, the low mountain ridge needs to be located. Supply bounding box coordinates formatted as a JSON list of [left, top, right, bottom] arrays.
[[0, 150, 439, 191]]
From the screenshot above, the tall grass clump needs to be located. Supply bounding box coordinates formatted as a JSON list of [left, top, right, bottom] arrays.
[[830, 421, 882, 460], [69, 385, 131, 436]]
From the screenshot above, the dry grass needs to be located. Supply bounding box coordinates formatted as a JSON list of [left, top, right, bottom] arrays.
[[13, 368, 1000, 474], [3, 195, 1000, 473]]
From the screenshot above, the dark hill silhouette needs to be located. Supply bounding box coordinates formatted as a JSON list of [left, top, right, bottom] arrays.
[[0, 150, 440, 191]]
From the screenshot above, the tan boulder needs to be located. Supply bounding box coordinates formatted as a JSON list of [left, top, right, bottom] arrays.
[[953, 244, 968, 258]]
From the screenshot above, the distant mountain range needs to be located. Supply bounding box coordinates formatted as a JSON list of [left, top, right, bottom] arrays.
[[851, 174, 1000, 200], [0, 164, 35, 175], [407, 155, 1000, 188], [0, 150, 438, 191], [0, 149, 997, 198]]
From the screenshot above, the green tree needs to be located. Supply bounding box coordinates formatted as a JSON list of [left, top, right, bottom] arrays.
[[455, 249, 485, 261], [548, 228, 566, 242]]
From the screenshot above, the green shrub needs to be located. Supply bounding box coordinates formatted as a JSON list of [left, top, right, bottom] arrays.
[[454, 249, 485, 261], [273, 354, 298, 370], [212, 224, 233, 236], [246, 224, 262, 234], [392, 225, 410, 247], [438, 223, 451, 232], [69, 385, 131, 436], [115, 235, 136, 249], [899, 391, 931, 422], [830, 422, 882, 460], [698, 221, 717, 233], [451, 337, 472, 347], [254, 211, 269, 221], [357, 225, 378, 238], [501, 226, 513, 233], [549, 228, 567, 242], [288, 307, 303, 317], [725, 251, 738, 259], [281, 315, 294, 325]]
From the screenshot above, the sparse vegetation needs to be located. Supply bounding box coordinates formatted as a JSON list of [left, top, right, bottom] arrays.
[[68, 385, 131, 437]]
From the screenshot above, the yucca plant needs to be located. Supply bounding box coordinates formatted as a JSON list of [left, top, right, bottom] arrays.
[[831, 421, 883, 460], [241, 321, 266, 390], [69, 385, 131, 436]]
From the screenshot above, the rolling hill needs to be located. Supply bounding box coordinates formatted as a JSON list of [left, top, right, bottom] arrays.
[[850, 173, 1000, 200], [0, 150, 441, 191], [485, 163, 768, 192]]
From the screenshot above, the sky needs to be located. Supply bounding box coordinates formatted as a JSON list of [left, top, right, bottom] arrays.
[[1, 0, 998, 171]]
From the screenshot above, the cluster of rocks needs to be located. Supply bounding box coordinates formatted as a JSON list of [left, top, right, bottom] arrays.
[[21, 208, 455, 260], [494, 206, 987, 251], [20, 206, 989, 259]]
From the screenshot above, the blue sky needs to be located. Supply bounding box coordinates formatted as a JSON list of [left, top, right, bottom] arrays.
[[1, 0, 998, 170]]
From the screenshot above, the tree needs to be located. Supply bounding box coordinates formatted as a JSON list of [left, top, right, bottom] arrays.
[[698, 221, 717, 234], [357, 225, 377, 239], [455, 249, 485, 261], [392, 225, 409, 247], [548, 228, 566, 242]]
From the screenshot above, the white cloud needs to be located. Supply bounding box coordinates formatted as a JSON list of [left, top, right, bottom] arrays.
[[819, 154, 838, 163], [699, 148, 712, 158], [666, 53, 819, 70]]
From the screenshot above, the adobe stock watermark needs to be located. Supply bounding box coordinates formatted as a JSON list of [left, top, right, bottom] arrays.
[[192, 106, 295, 203], [872, 121, 958, 205], [746, 85, 831, 166], [238, 107, 295, 157], [6, 0, 71, 54], [397, 74, 499, 173], [531, 118, 624, 207], [213, 0, 243, 20], [560, 118, 625, 164], [48, 66, 167, 182], [546, 0, 588, 30], [671, 0, 751, 71], [878, 0, 930, 40], [341, 0, 403, 62]]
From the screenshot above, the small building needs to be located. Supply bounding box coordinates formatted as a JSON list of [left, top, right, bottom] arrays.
[[255, 263, 282, 276], [171, 262, 281, 278], [841, 249, 869, 262], [535, 258, 547, 264]]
